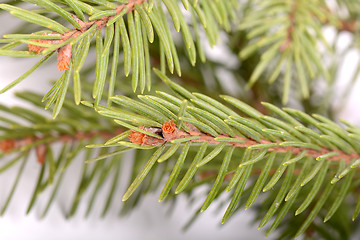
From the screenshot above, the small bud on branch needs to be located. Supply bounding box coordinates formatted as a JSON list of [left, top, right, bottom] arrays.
[[129, 120, 360, 164], [27, 0, 148, 71]]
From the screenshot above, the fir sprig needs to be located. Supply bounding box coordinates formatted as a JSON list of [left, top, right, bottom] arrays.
[[238, 0, 336, 104], [0, 0, 237, 117], [1, 1, 360, 239], [82, 70, 360, 238]]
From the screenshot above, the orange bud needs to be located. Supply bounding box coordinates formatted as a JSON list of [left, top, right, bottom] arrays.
[[0, 139, 16, 152], [129, 129, 146, 145], [57, 43, 72, 71], [162, 120, 175, 134], [35, 144, 47, 164], [128, 126, 165, 146], [28, 39, 48, 54]]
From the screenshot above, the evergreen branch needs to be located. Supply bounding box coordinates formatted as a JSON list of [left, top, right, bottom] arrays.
[[0, 90, 160, 218], [238, 0, 334, 104], [1, 1, 360, 239], [0, 91, 120, 160], [87, 70, 360, 238], [0, 0, 237, 117]]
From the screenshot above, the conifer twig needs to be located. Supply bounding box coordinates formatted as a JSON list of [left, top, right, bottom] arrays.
[[128, 119, 360, 164], [26, 0, 148, 70]]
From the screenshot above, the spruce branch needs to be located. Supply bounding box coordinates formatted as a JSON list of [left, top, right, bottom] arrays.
[[0, 90, 146, 218], [78, 70, 360, 238], [1, 1, 360, 239], [0, 91, 121, 161], [0, 0, 237, 117], [238, 0, 335, 104]]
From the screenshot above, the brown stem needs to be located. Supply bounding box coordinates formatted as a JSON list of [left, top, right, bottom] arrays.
[[337, 20, 357, 33], [0, 129, 123, 163], [321, 5, 358, 33], [280, 2, 297, 52], [68, 0, 148, 36], [131, 121, 360, 164], [28, 0, 148, 70]]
